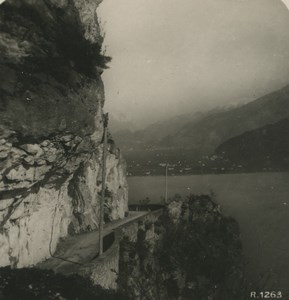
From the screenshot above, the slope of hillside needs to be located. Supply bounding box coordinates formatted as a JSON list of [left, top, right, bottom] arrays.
[[113, 109, 225, 149], [215, 118, 289, 171], [161, 84, 289, 156]]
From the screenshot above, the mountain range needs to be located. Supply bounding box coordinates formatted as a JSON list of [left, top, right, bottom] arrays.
[[160, 84, 289, 155], [113, 83, 289, 173], [111, 107, 227, 150]]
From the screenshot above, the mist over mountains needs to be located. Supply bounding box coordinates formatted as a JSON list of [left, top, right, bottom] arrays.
[[112, 83, 289, 175], [110, 107, 228, 149], [160, 84, 289, 153]]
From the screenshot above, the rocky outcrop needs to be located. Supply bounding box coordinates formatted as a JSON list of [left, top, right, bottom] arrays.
[[118, 195, 246, 300], [0, 0, 128, 267]]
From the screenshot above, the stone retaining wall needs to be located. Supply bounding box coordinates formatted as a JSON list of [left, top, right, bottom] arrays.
[[78, 209, 163, 289]]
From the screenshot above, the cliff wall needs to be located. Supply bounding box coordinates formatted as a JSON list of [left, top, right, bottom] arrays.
[[0, 0, 128, 267]]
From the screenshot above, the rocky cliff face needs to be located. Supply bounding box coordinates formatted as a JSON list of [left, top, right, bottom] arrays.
[[0, 0, 128, 267]]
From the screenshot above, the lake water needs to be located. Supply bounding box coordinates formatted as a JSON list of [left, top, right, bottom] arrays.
[[128, 172, 289, 296]]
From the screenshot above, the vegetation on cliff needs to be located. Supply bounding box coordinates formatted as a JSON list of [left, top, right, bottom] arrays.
[[118, 194, 247, 300], [0, 0, 110, 139]]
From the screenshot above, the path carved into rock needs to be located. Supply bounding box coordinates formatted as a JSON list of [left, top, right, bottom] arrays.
[[38, 211, 147, 275]]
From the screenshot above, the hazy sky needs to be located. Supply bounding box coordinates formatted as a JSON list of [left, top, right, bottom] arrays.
[[99, 0, 289, 127]]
